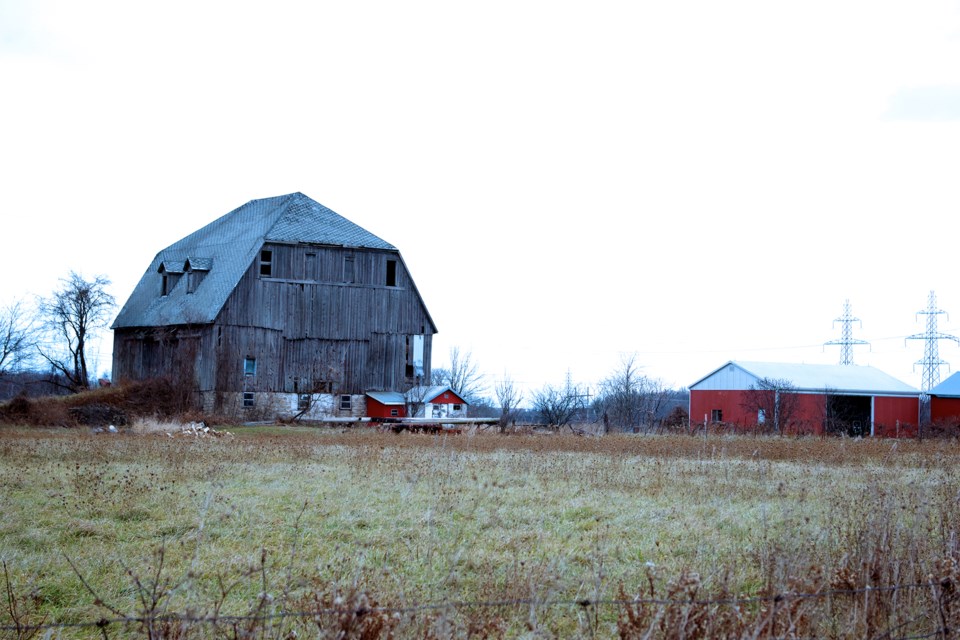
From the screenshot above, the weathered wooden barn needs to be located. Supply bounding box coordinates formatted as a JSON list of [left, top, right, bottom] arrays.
[[689, 361, 920, 436], [112, 193, 437, 418], [930, 372, 960, 425]]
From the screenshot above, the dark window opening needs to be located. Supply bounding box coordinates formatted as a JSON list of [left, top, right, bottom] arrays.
[[406, 364, 414, 377], [390, 409, 399, 417], [711, 409, 723, 423], [244, 357, 256, 376], [386, 259, 397, 287], [340, 394, 352, 411], [161, 275, 170, 296], [243, 392, 255, 407], [453, 404, 462, 411], [186, 271, 199, 294], [260, 249, 273, 277]]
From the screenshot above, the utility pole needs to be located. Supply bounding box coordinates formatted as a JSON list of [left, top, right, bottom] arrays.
[[906, 290, 960, 393], [824, 299, 869, 365]]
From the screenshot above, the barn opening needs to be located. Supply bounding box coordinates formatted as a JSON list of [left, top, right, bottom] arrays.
[[825, 395, 871, 436]]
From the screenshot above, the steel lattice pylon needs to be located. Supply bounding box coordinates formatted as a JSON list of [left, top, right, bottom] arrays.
[[906, 290, 960, 392], [824, 299, 869, 365]]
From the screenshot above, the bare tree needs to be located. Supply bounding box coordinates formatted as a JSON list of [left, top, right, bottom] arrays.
[[405, 382, 432, 418], [531, 384, 583, 429], [37, 272, 116, 391], [494, 374, 523, 433], [594, 353, 673, 433], [432, 346, 486, 404], [0, 300, 37, 376], [739, 377, 800, 433]]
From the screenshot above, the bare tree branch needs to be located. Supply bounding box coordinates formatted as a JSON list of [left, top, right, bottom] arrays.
[[494, 374, 523, 433], [0, 300, 37, 376], [37, 272, 116, 391], [594, 353, 673, 433], [531, 384, 583, 429], [739, 377, 800, 433], [432, 346, 485, 404]]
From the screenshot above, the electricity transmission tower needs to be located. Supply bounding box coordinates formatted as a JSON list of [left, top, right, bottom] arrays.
[[906, 290, 960, 392], [824, 299, 869, 365]]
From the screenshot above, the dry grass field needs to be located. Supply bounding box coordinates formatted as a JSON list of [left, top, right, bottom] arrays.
[[3, 425, 960, 638]]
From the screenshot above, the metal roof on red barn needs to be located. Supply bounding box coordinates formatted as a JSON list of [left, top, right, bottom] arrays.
[[690, 361, 919, 396], [930, 372, 960, 398]]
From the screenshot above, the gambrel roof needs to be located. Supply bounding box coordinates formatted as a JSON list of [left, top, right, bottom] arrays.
[[690, 361, 919, 396], [113, 193, 399, 329]]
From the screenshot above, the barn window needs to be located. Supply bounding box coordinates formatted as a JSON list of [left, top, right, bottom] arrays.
[[244, 357, 257, 376], [161, 274, 170, 296], [711, 409, 723, 423], [344, 255, 355, 283], [298, 394, 311, 411], [453, 404, 462, 412], [340, 394, 352, 411], [243, 392, 255, 407], [386, 259, 397, 287], [757, 409, 766, 424], [260, 249, 273, 277], [390, 409, 399, 417]]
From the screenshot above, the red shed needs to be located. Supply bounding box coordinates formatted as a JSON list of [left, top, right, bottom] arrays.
[[689, 361, 920, 437], [930, 372, 960, 425], [365, 391, 407, 419]]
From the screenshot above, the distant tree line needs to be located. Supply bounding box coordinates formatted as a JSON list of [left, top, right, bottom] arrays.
[[452, 351, 689, 434]]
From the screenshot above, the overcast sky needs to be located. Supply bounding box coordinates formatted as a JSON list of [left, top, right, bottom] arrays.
[[3, 1, 960, 398]]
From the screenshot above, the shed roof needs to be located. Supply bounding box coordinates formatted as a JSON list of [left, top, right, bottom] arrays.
[[366, 391, 406, 405], [690, 361, 919, 396], [113, 193, 399, 329], [405, 385, 469, 405], [930, 372, 960, 398]]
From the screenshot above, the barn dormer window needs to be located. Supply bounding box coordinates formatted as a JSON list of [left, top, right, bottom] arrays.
[[184, 257, 211, 294], [260, 249, 273, 277], [386, 259, 397, 287], [158, 261, 184, 297]]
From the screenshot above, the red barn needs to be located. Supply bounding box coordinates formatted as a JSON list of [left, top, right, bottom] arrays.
[[930, 372, 960, 425], [689, 361, 920, 437]]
